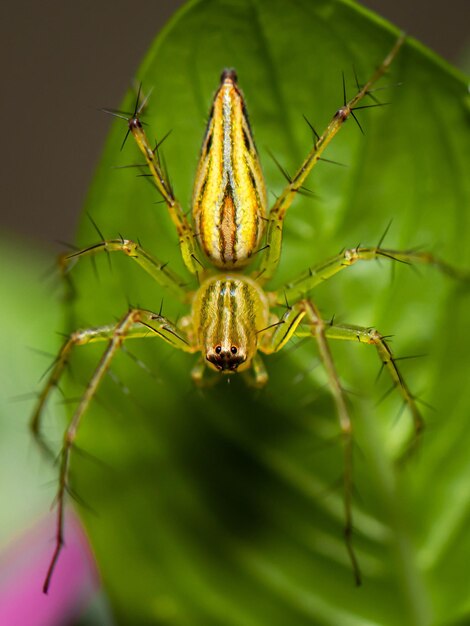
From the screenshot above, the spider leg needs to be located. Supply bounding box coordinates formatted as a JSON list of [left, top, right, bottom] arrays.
[[257, 35, 405, 283], [300, 301, 361, 584], [32, 308, 193, 593], [260, 299, 361, 584], [126, 110, 203, 276], [270, 245, 467, 305], [60, 238, 189, 303], [295, 321, 424, 442]]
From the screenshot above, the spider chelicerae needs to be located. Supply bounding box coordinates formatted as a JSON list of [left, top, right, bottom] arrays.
[[31, 34, 461, 592]]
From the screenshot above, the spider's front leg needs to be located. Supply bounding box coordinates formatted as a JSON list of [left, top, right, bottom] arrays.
[[31, 308, 194, 593], [297, 320, 425, 440], [260, 299, 361, 584], [261, 292, 428, 582]]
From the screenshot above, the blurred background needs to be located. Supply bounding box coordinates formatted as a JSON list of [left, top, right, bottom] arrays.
[[0, 2, 469, 625], [1, 0, 469, 249]]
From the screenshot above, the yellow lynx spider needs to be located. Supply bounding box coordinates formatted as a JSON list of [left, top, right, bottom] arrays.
[[31, 35, 462, 592]]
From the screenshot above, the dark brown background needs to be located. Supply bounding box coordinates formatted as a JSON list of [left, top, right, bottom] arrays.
[[2, 0, 468, 249]]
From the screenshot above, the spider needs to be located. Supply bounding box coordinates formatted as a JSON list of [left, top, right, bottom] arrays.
[[31, 34, 459, 593]]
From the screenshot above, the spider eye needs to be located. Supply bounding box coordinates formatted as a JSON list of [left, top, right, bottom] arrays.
[[215, 345, 222, 354], [230, 346, 238, 354]]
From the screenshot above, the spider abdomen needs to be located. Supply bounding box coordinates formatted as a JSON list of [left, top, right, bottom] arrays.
[[192, 69, 267, 269]]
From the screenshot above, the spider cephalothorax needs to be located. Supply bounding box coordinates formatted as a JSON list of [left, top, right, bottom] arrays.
[[191, 275, 269, 373]]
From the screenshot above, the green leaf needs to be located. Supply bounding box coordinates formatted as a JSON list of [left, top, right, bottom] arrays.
[[0, 239, 63, 542], [49, 0, 470, 624]]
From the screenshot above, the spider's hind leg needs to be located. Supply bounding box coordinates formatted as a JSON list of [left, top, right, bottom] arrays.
[[104, 88, 202, 276], [256, 35, 405, 284]]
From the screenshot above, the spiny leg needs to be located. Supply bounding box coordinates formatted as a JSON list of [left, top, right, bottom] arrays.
[[104, 91, 202, 276], [271, 244, 467, 304], [60, 238, 190, 303], [30, 311, 190, 455], [257, 35, 405, 282], [30, 324, 138, 460], [296, 321, 424, 442], [260, 300, 361, 584], [33, 309, 192, 593], [300, 301, 361, 584]]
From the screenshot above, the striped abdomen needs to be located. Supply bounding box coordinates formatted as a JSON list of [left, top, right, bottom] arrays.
[[192, 275, 269, 372], [192, 70, 267, 269]]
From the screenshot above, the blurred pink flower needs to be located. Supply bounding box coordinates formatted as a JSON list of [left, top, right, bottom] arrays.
[[0, 512, 98, 626]]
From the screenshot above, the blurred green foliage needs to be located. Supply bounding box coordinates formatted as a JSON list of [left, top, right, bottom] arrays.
[[0, 242, 62, 544], [14, 0, 470, 624]]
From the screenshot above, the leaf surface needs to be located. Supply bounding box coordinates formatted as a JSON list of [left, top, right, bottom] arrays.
[[57, 1, 470, 624]]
